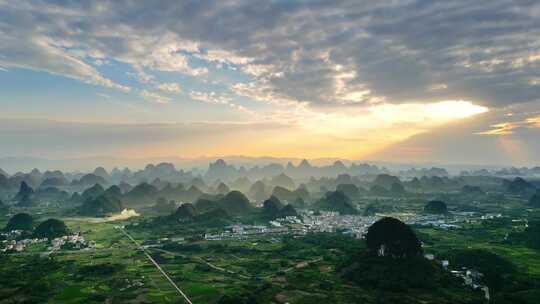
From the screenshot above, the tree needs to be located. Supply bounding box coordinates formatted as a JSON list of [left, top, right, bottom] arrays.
[[363, 203, 379, 216], [529, 191, 540, 207], [154, 197, 176, 213], [156, 197, 167, 205], [366, 217, 422, 258], [370, 185, 389, 196], [14, 181, 34, 201], [215, 182, 230, 195], [447, 249, 517, 292], [504, 177, 535, 195], [104, 185, 122, 199], [407, 177, 421, 190], [262, 196, 297, 219], [17, 194, 35, 207], [174, 203, 198, 221], [336, 184, 359, 198], [15, 181, 35, 207], [280, 204, 298, 217], [5, 213, 34, 231], [390, 182, 405, 194], [372, 174, 401, 189], [218, 191, 252, 215], [262, 196, 284, 219], [272, 186, 295, 202], [315, 191, 358, 215], [292, 197, 306, 208], [517, 220, 540, 249], [79, 193, 124, 217], [81, 183, 105, 202], [461, 185, 484, 195], [271, 173, 295, 189], [34, 219, 69, 239], [424, 200, 448, 214], [248, 180, 268, 202]]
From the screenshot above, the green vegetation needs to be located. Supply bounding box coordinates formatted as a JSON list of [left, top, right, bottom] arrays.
[[34, 218, 70, 239], [2, 163, 540, 303], [192, 191, 253, 216], [341, 253, 479, 303], [315, 191, 358, 215], [5, 213, 34, 231], [366, 217, 422, 258], [262, 196, 298, 220], [446, 249, 516, 292], [80, 183, 105, 202], [174, 203, 198, 221], [78, 192, 124, 217], [424, 200, 448, 214], [529, 191, 540, 207]]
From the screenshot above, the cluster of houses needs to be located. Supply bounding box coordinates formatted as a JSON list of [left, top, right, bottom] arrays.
[[301, 211, 377, 237], [1, 232, 48, 252], [203, 208, 501, 242], [204, 212, 377, 241], [204, 224, 295, 241], [48, 233, 96, 251], [119, 278, 145, 292], [425, 252, 490, 301], [1, 230, 95, 254], [451, 268, 490, 300]]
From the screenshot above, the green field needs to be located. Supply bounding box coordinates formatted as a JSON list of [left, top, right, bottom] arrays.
[[2, 190, 540, 303]]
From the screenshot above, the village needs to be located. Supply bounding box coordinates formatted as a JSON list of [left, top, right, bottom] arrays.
[[203, 210, 491, 242], [0, 230, 95, 253]]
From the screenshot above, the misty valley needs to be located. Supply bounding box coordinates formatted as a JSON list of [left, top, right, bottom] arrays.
[[1, 160, 540, 303]]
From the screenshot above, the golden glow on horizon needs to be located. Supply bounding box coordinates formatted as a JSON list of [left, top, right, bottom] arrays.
[[421, 100, 489, 119], [117, 100, 490, 160], [370, 100, 488, 123]]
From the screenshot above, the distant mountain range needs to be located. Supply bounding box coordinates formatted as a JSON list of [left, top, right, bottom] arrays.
[[0, 155, 352, 173], [0, 155, 533, 176]]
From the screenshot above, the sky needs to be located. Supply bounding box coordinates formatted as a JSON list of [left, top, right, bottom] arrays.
[[1, 0, 540, 167]]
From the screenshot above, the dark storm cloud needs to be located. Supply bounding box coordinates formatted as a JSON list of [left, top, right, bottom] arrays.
[[1, 0, 540, 107]]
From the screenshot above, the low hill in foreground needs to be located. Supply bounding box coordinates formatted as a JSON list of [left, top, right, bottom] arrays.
[[5, 213, 34, 231], [34, 219, 69, 239]]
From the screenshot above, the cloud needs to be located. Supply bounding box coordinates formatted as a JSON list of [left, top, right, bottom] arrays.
[[429, 83, 448, 91], [526, 115, 540, 127], [189, 91, 231, 105], [477, 114, 540, 135], [231, 80, 306, 107], [371, 100, 540, 165], [269, 100, 488, 140], [96, 93, 111, 100], [139, 90, 170, 104], [1, 0, 539, 110], [477, 123, 520, 135], [157, 82, 181, 93], [0, 26, 130, 92], [189, 90, 257, 116], [1, 0, 540, 164]]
